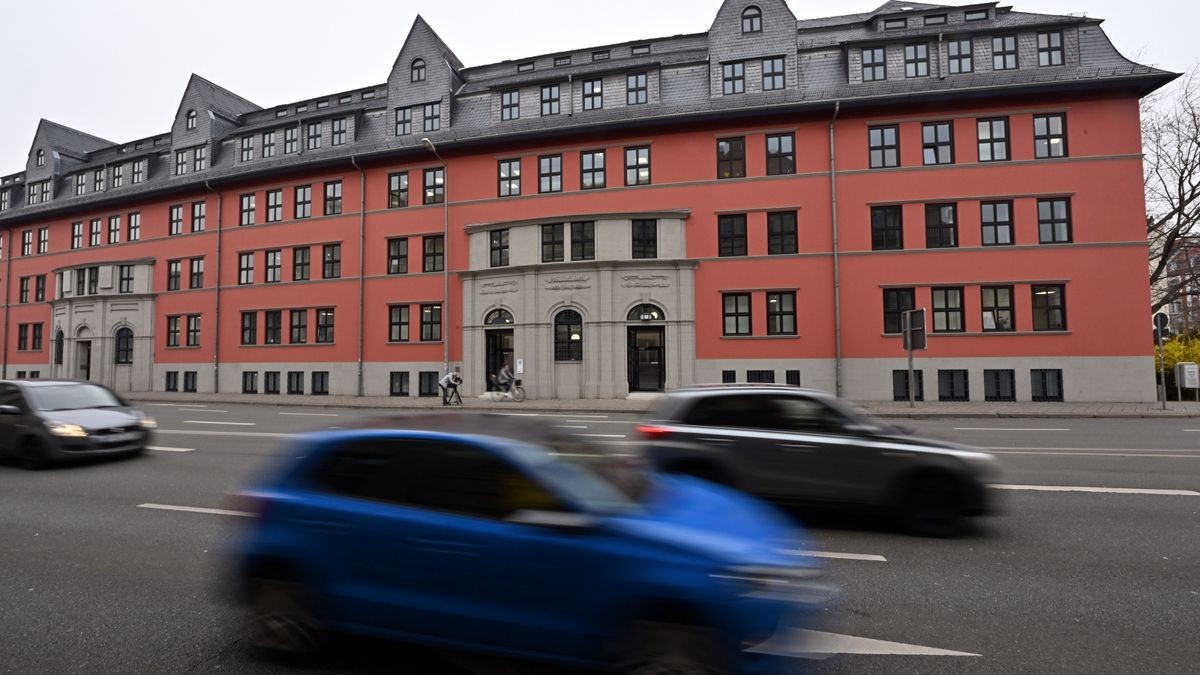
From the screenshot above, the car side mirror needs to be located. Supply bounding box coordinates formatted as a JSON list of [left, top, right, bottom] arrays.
[[506, 509, 598, 532], [0, 405, 21, 416]]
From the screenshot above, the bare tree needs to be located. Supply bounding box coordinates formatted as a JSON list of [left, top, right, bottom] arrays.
[[1145, 68, 1200, 322]]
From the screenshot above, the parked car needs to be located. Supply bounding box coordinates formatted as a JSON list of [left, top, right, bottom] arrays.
[[229, 414, 835, 675], [638, 385, 1000, 536], [0, 379, 156, 468]]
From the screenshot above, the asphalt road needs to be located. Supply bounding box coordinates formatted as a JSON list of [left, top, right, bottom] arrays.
[[1, 403, 1198, 674]]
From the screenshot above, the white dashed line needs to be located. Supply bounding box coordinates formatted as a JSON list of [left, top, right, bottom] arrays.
[[137, 503, 256, 518], [554, 425, 590, 429], [147, 446, 195, 453], [280, 412, 339, 417], [148, 403, 207, 408], [577, 433, 627, 439], [990, 484, 1200, 496], [954, 427, 1070, 432], [799, 550, 888, 562], [157, 429, 296, 438], [180, 409, 227, 413], [990, 450, 1200, 458], [184, 420, 256, 426]]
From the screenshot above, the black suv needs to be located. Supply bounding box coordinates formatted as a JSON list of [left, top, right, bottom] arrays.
[[638, 385, 999, 535], [0, 380, 156, 468]]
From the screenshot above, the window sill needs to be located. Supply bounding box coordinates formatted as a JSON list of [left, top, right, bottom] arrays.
[[882, 331, 1072, 337], [165, 346, 203, 350], [720, 334, 801, 340]]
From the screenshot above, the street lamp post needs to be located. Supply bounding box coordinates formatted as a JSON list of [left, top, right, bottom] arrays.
[[421, 138, 450, 375]]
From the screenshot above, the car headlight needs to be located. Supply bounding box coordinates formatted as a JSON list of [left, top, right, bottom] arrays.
[[46, 421, 88, 438], [712, 565, 835, 603], [139, 417, 157, 429]]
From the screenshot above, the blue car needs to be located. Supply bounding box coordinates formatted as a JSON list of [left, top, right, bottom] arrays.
[[230, 414, 834, 674]]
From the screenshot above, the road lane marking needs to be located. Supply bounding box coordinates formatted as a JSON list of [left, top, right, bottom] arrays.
[[149, 403, 207, 408], [799, 551, 888, 562], [954, 427, 1070, 432], [578, 433, 627, 439], [784, 630, 979, 657], [990, 450, 1200, 458], [989, 446, 1198, 453], [148, 446, 195, 453], [158, 429, 296, 438], [567, 419, 634, 425], [184, 420, 256, 426], [990, 484, 1200, 496], [554, 425, 590, 429], [180, 408, 227, 413], [137, 503, 255, 518], [280, 412, 339, 417]]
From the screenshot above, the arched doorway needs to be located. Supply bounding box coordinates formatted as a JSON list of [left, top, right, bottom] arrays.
[[75, 326, 94, 381], [484, 309, 514, 390], [626, 304, 665, 392]]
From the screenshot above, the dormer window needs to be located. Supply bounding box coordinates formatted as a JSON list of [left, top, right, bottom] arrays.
[[965, 9, 988, 21], [518, 61, 536, 73], [884, 18, 906, 30], [742, 6, 762, 33], [186, 110, 197, 130], [631, 44, 650, 56], [924, 14, 947, 26], [411, 58, 426, 82], [35, 149, 45, 167]]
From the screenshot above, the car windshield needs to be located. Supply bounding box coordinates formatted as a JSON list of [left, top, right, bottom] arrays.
[[28, 384, 124, 411], [508, 438, 649, 515]]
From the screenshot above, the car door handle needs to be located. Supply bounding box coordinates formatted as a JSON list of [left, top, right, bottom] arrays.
[[781, 444, 817, 452]]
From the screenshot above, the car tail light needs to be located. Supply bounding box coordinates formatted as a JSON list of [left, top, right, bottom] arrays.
[[636, 424, 673, 440]]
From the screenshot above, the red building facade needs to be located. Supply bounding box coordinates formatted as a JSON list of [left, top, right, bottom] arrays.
[[0, 1, 1175, 401]]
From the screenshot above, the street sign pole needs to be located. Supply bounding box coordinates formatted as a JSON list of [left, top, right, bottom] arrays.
[[901, 309, 926, 409], [1155, 313, 1170, 410]]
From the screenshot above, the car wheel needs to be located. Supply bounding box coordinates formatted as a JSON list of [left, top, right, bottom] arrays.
[[19, 437, 50, 470], [615, 621, 730, 675], [901, 473, 964, 537], [246, 577, 323, 657]]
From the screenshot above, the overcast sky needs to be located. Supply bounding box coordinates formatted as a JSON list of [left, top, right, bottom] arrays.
[[0, 0, 1192, 173]]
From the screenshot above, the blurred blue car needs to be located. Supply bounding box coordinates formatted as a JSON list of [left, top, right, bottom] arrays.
[[230, 414, 834, 675]]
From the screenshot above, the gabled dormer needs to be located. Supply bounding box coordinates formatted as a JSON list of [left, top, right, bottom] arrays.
[[25, 119, 112, 182], [707, 0, 799, 98], [170, 74, 260, 176], [386, 16, 464, 136]]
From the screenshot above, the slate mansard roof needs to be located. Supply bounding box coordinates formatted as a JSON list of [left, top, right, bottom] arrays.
[[0, 0, 1176, 226]]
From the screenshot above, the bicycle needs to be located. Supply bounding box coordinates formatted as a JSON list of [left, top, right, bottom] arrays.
[[489, 377, 526, 403]]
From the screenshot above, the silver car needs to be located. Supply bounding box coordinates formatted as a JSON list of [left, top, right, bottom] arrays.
[[638, 385, 999, 536]]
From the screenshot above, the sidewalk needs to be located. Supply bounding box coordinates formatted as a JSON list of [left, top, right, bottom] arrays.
[[127, 391, 1200, 418]]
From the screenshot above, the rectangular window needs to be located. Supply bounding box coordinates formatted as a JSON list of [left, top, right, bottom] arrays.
[[767, 212, 798, 255], [183, 371, 197, 393], [395, 107, 412, 135], [387, 238, 408, 275], [948, 38, 973, 74], [126, 212, 141, 241], [331, 117, 347, 145], [981, 285, 1015, 332], [186, 315, 201, 347], [266, 190, 283, 222], [786, 370, 801, 386], [583, 79, 603, 110], [716, 137, 746, 179], [722, 370, 737, 384], [316, 308, 335, 343], [287, 371, 304, 395], [35, 275, 46, 302], [1038, 31, 1064, 67], [542, 224, 564, 262], [262, 131, 276, 158], [762, 57, 785, 90], [938, 369, 970, 402], [240, 136, 253, 162], [904, 44, 929, 77], [284, 127, 298, 154], [423, 235, 444, 272], [240, 193, 256, 226], [424, 168, 444, 204], [539, 155, 563, 193], [766, 292, 797, 335], [965, 9, 988, 20], [111, 165, 123, 188], [746, 370, 775, 384], [1038, 199, 1072, 243], [581, 150, 605, 189], [21, 231, 32, 256], [883, 288, 916, 334], [166, 317, 181, 347], [238, 252, 254, 285], [489, 229, 510, 267], [718, 214, 747, 257], [571, 221, 595, 261], [295, 185, 312, 219], [722, 62, 745, 95], [501, 91, 520, 121], [1032, 369, 1064, 401], [19, 278, 29, 303], [190, 258, 204, 289], [980, 201, 1014, 246], [322, 244, 341, 279], [175, 150, 187, 176], [869, 125, 899, 168], [723, 293, 752, 336], [88, 219, 101, 247], [71, 222, 82, 249], [0, 188, 8, 210], [765, 133, 795, 175], [388, 172, 409, 207], [167, 260, 182, 291], [922, 122, 954, 165], [389, 305, 410, 343], [1034, 114, 1068, 158], [925, 203, 958, 248], [992, 36, 1018, 70], [165, 372, 179, 392], [1032, 285, 1067, 331], [264, 312, 281, 346], [75, 269, 85, 296], [107, 217, 120, 244], [626, 73, 648, 105], [977, 118, 1010, 162], [311, 372, 330, 396], [625, 146, 651, 186], [264, 371, 280, 395], [423, 102, 441, 132], [193, 146, 207, 171], [390, 372, 410, 397], [191, 201, 206, 231], [87, 266, 99, 295], [290, 310, 308, 344], [169, 205, 183, 235], [871, 205, 904, 251], [421, 304, 442, 341], [418, 372, 439, 397], [306, 122, 322, 150], [323, 181, 342, 216], [293, 246, 310, 281], [931, 287, 965, 333], [540, 85, 560, 116], [265, 250, 282, 283], [241, 312, 258, 345], [632, 219, 658, 259], [497, 159, 521, 197], [984, 369, 1016, 402], [592, 50, 610, 62], [884, 18, 906, 29], [74, 174, 86, 196], [862, 47, 886, 81], [132, 159, 146, 183]]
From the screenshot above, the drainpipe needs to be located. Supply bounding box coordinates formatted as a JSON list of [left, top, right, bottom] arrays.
[[205, 181, 222, 393], [829, 101, 843, 398], [351, 156, 365, 396], [2, 229, 10, 378], [937, 33, 945, 79]]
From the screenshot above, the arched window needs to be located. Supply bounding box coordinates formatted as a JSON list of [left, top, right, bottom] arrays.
[[742, 6, 763, 33], [114, 327, 134, 365], [554, 310, 583, 361], [485, 309, 514, 325], [36, 149, 45, 167], [185, 109, 197, 130], [411, 58, 426, 83], [53, 329, 64, 365], [627, 304, 665, 322]]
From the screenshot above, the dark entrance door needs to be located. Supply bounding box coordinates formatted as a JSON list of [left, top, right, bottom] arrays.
[[627, 327, 665, 392], [77, 341, 92, 381], [485, 329, 514, 391]]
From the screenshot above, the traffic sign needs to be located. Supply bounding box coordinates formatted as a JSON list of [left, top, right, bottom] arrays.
[[1154, 312, 1169, 330], [902, 309, 927, 351]]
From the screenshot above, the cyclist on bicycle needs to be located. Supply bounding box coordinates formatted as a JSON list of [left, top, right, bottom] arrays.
[[496, 363, 514, 395], [439, 370, 463, 406]]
